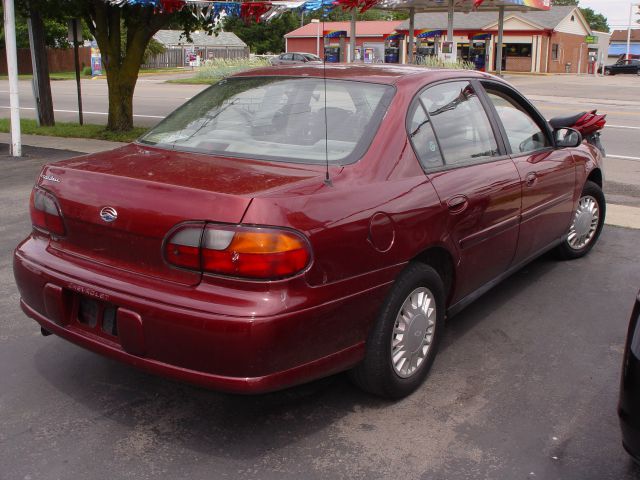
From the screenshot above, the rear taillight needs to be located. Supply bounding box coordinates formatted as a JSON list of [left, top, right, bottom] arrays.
[[164, 223, 311, 280], [30, 187, 65, 236]]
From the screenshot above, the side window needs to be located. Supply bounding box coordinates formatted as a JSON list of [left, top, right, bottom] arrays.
[[419, 81, 500, 166], [407, 103, 444, 170], [282, 53, 293, 61], [293, 54, 305, 62], [484, 87, 550, 155]]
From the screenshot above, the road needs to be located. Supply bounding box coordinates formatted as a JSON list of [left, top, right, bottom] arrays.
[[1, 72, 639, 206]]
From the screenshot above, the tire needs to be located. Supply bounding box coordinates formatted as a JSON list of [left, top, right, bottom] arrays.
[[555, 180, 605, 260], [604, 69, 611, 76], [350, 263, 445, 399]]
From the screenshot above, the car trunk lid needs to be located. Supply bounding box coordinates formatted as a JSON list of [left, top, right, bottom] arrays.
[[39, 144, 320, 286]]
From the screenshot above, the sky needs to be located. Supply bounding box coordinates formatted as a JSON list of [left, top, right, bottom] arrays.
[[579, 0, 640, 31]]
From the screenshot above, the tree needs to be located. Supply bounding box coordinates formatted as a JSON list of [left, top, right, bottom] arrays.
[[224, 12, 299, 54], [581, 7, 609, 32], [17, 0, 205, 132], [77, 1, 205, 131]]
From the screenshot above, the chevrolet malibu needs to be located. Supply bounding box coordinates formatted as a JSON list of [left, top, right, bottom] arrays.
[[13, 65, 605, 398]]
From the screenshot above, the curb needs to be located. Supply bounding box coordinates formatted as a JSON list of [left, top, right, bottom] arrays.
[[0, 132, 126, 154]]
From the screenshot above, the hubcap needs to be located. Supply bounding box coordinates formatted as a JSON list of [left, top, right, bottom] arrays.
[[390, 287, 436, 379], [567, 195, 599, 250]]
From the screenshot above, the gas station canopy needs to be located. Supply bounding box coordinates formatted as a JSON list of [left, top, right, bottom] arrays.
[[372, 0, 551, 73], [377, 0, 550, 13]]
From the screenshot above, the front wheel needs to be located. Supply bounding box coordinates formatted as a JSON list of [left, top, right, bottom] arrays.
[[350, 263, 445, 398], [555, 180, 605, 260]]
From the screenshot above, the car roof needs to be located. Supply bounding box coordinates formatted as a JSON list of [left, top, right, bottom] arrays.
[[233, 64, 489, 85]]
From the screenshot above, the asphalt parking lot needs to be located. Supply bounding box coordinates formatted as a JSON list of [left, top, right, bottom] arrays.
[[1, 142, 640, 479]]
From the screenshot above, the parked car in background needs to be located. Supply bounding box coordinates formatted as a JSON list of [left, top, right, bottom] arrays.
[[601, 59, 640, 75], [270, 52, 322, 65], [13, 65, 606, 399], [619, 291, 640, 463]]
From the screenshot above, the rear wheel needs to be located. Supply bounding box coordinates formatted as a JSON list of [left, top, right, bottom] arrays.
[[350, 263, 445, 399], [555, 180, 605, 260]]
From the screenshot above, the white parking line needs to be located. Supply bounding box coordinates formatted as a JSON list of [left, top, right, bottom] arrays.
[[607, 154, 640, 161], [607, 124, 640, 130], [0, 105, 164, 119]]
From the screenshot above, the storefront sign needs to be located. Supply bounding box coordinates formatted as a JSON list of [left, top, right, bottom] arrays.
[[585, 35, 598, 44]]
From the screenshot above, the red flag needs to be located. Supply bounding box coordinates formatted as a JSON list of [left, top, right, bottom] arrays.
[[474, 0, 485, 7]]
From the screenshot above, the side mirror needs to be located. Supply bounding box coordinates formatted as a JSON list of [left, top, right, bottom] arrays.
[[554, 127, 583, 148]]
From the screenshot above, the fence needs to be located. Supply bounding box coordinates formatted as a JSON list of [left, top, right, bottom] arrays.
[[142, 46, 249, 69], [0, 47, 91, 75]]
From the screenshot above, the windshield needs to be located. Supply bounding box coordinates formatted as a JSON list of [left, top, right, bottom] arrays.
[[139, 77, 394, 165]]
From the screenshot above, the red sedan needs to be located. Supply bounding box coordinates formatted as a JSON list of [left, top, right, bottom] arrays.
[[13, 65, 605, 398]]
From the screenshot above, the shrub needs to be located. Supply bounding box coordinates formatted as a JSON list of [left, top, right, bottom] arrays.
[[415, 56, 475, 70], [193, 57, 272, 82]]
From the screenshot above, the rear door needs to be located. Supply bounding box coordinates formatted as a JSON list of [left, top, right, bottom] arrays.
[[479, 80, 576, 265], [409, 80, 521, 301]]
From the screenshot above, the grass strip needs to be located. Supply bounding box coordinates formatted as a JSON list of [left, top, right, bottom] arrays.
[[0, 118, 147, 143]]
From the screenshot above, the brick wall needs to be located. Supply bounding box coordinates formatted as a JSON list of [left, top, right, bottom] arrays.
[[0, 47, 91, 75], [545, 32, 589, 74], [505, 56, 532, 72]]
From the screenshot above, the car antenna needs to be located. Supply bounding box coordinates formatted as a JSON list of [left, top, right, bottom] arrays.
[[322, 13, 332, 187]]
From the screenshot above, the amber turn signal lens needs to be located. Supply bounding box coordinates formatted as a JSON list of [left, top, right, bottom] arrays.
[[164, 223, 311, 280]]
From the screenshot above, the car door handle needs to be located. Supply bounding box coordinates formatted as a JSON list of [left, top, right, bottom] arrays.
[[447, 195, 468, 214], [525, 172, 538, 187]]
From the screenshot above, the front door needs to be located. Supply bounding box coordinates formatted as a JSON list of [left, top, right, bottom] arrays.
[[480, 81, 576, 264], [409, 80, 521, 302]]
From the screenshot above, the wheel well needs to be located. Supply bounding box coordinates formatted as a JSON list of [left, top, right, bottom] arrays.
[[412, 247, 455, 302], [587, 169, 603, 188]]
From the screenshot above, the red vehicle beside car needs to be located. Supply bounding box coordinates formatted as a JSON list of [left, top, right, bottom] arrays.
[[13, 65, 605, 398]]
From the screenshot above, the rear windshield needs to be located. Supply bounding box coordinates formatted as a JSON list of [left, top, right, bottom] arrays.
[[139, 77, 395, 165]]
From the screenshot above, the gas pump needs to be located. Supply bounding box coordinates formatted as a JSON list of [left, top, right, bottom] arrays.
[[588, 51, 597, 75], [384, 33, 404, 64], [469, 33, 492, 71], [384, 41, 400, 63], [323, 30, 347, 63], [324, 45, 341, 63]]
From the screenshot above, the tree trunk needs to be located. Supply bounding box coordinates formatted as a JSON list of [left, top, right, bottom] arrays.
[[83, 1, 173, 132], [27, 11, 55, 126], [106, 69, 137, 131]]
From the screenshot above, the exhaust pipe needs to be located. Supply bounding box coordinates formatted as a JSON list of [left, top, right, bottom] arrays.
[[41, 327, 52, 337]]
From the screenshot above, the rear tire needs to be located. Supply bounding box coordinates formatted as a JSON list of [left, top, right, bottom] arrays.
[[350, 263, 445, 399], [555, 180, 605, 260]]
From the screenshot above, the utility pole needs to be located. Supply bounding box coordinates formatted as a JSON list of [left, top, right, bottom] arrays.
[[70, 19, 84, 125], [350, 9, 356, 62], [3, 0, 22, 157], [28, 10, 55, 126], [627, 2, 640, 60]]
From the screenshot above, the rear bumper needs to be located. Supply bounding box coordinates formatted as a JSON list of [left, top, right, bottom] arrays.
[[14, 237, 400, 393], [20, 299, 363, 394]]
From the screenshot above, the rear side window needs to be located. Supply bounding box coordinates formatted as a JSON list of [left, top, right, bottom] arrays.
[[407, 103, 444, 170], [419, 81, 500, 166], [484, 87, 550, 155]]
